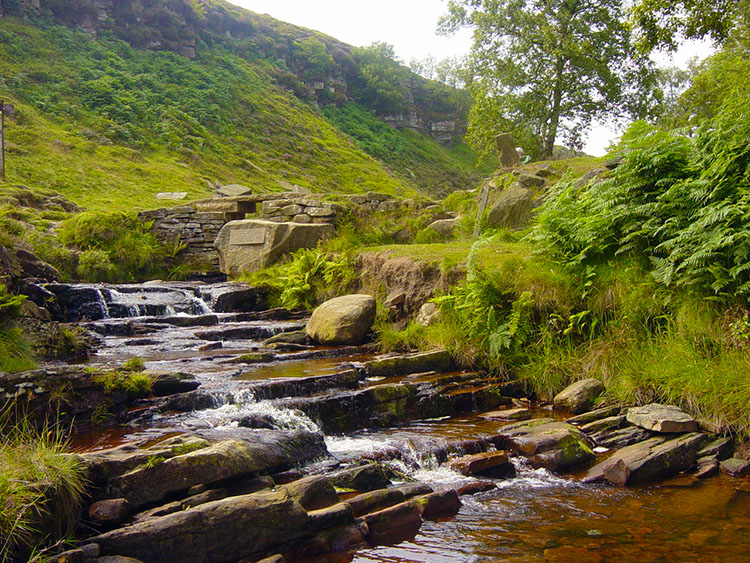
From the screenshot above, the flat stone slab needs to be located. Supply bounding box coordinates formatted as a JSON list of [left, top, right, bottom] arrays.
[[592, 426, 656, 450], [579, 415, 627, 434], [217, 184, 252, 197], [480, 408, 531, 421], [583, 433, 707, 485], [720, 457, 750, 477], [364, 350, 452, 377], [566, 405, 621, 425], [626, 404, 698, 433]]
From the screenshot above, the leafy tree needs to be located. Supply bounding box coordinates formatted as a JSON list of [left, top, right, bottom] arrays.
[[631, 0, 749, 52], [296, 36, 334, 81], [440, 0, 658, 158], [352, 42, 411, 115]]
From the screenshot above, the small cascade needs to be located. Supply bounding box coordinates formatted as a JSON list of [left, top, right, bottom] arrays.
[[166, 389, 321, 434], [93, 288, 111, 319]]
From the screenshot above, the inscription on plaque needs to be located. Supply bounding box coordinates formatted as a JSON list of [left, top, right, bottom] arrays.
[[229, 229, 266, 245]]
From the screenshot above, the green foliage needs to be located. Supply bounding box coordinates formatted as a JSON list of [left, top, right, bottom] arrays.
[[322, 102, 492, 195], [58, 211, 172, 282], [93, 368, 152, 399], [122, 357, 145, 373], [0, 285, 35, 373], [631, 0, 748, 51], [0, 284, 26, 319], [0, 414, 86, 562], [243, 247, 358, 310], [440, 0, 659, 157], [0, 15, 481, 211], [0, 327, 36, 373], [533, 85, 750, 297]]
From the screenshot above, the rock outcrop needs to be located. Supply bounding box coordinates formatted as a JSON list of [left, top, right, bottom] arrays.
[[489, 418, 595, 472], [584, 433, 708, 485]]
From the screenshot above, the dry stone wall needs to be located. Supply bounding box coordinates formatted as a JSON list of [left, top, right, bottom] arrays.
[[139, 191, 436, 272]]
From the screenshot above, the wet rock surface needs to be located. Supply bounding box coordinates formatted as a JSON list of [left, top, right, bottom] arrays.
[[23, 281, 748, 561]]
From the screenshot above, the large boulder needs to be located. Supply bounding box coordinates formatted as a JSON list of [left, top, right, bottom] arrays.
[[427, 217, 459, 239], [553, 378, 605, 414], [215, 219, 334, 276], [306, 294, 376, 345], [486, 182, 539, 229], [625, 403, 698, 433], [495, 133, 521, 168]]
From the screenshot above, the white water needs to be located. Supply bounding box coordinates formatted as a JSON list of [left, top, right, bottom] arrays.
[[164, 388, 321, 434]]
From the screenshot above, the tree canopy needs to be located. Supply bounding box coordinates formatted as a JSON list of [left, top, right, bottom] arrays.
[[440, 0, 658, 158], [631, 0, 749, 52]]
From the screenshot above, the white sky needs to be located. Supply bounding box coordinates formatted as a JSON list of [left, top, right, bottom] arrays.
[[231, 0, 713, 156]]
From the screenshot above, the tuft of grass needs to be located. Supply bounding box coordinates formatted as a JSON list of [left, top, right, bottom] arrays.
[[121, 357, 145, 373], [0, 413, 86, 562], [93, 369, 153, 399]]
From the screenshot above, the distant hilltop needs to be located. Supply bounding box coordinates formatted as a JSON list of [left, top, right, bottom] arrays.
[[0, 0, 467, 145]]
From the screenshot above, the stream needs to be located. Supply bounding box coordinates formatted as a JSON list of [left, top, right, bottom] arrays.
[[64, 282, 750, 562]]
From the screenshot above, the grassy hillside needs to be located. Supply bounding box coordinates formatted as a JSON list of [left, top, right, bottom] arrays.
[[0, 18, 486, 210]]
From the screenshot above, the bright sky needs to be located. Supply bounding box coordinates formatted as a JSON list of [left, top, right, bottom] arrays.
[[231, 0, 713, 156]]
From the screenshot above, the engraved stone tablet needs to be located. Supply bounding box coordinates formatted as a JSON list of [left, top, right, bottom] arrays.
[[229, 229, 266, 245]]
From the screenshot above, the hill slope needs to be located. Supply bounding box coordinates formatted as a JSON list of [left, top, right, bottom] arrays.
[[0, 1, 492, 210]]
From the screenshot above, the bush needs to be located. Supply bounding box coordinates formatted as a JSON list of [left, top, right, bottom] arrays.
[[532, 89, 750, 298], [59, 211, 171, 282]]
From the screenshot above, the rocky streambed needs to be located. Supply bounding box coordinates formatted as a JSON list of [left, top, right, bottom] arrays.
[[6, 281, 750, 563]]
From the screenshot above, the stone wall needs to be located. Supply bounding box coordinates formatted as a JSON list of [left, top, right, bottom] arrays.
[[139, 191, 436, 272], [138, 193, 340, 270]]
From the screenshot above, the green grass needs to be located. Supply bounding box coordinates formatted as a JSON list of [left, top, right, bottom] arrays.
[[0, 19, 487, 211], [0, 416, 86, 561]]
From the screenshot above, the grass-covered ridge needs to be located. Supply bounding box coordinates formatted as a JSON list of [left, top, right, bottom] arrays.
[[0, 18, 485, 210]]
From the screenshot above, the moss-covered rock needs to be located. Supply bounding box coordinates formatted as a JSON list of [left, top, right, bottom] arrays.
[[489, 418, 595, 472]]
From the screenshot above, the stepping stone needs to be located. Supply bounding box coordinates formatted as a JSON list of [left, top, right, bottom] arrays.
[[695, 456, 720, 479], [626, 404, 698, 433], [489, 418, 595, 472], [448, 451, 515, 478]]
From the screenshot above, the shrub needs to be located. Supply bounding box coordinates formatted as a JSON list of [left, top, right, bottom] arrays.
[[59, 211, 170, 282]]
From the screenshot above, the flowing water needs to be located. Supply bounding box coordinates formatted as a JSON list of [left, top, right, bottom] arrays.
[[68, 282, 750, 562]]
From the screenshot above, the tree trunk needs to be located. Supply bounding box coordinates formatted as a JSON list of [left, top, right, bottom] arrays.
[[543, 57, 565, 159]]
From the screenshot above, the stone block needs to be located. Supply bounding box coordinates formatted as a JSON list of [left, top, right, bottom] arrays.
[[215, 220, 334, 276]]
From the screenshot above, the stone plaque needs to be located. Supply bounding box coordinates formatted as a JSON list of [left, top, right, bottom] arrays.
[[229, 229, 266, 245]]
